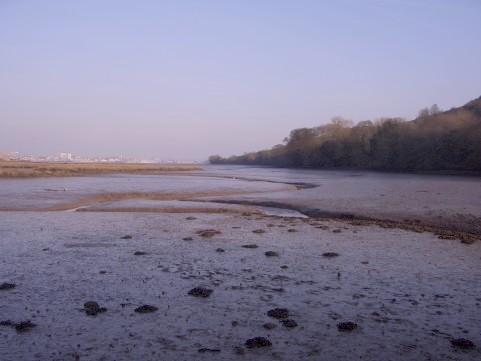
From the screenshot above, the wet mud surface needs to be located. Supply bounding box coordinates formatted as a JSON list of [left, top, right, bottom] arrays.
[[0, 212, 480, 360], [0, 167, 480, 360]]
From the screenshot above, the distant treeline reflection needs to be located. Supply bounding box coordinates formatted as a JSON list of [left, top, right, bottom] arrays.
[[210, 96, 481, 171]]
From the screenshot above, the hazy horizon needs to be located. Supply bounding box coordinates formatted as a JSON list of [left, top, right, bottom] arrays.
[[1, 0, 481, 160]]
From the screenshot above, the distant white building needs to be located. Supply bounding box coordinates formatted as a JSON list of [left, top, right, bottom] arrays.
[[60, 152, 72, 161]]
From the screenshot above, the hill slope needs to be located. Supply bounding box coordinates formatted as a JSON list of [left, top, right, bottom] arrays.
[[210, 96, 481, 172]]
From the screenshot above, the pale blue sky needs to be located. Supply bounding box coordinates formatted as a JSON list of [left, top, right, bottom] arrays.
[[1, 0, 480, 160]]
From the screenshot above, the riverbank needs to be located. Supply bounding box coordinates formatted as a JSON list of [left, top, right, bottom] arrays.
[[0, 161, 202, 177]]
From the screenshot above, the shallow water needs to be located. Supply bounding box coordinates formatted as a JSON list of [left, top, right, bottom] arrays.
[[0, 165, 480, 233]]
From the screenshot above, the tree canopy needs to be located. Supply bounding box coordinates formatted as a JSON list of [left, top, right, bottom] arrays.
[[210, 96, 481, 172]]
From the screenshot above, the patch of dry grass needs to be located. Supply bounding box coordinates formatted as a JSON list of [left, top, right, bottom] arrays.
[[0, 161, 202, 178]]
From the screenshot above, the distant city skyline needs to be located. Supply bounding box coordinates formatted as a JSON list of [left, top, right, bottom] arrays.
[[1, 0, 481, 160], [6, 150, 201, 164]]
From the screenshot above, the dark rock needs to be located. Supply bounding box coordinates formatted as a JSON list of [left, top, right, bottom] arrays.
[[133, 251, 147, 256], [322, 252, 339, 258], [241, 244, 258, 249], [121, 235, 132, 239], [245, 337, 272, 348], [134, 305, 158, 313], [84, 301, 107, 316], [451, 338, 475, 349], [216, 248, 225, 253], [198, 348, 221, 353], [263, 322, 276, 330], [186, 216, 197, 220], [337, 321, 358, 331], [332, 229, 342, 233], [267, 308, 289, 319], [0, 320, 14, 326], [196, 229, 221, 238], [15, 321, 36, 332], [287, 229, 298, 233], [280, 265, 288, 269], [281, 319, 298, 328], [0, 282, 16, 290], [188, 287, 213, 298], [265, 251, 279, 257], [252, 229, 266, 234], [183, 237, 193, 241]]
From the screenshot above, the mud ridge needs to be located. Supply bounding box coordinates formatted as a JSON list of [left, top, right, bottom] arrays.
[[210, 199, 480, 242]]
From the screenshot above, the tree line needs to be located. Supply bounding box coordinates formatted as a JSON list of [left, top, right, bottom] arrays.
[[209, 96, 481, 171]]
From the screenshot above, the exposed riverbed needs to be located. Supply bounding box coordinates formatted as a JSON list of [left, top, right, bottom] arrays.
[[0, 166, 480, 360]]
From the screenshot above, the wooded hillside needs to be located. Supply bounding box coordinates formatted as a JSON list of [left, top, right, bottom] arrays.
[[210, 96, 481, 171]]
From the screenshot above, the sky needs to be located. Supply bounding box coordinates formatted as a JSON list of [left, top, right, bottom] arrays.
[[1, 0, 481, 160]]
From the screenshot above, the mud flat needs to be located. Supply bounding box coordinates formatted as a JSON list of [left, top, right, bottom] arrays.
[[1, 211, 480, 361]]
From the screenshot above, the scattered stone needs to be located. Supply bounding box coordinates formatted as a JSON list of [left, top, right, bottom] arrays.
[[287, 229, 298, 233], [451, 338, 475, 349], [0, 282, 16, 290], [265, 251, 279, 257], [0, 320, 14, 326], [337, 321, 358, 331], [242, 244, 258, 249], [332, 229, 342, 233], [196, 229, 221, 238], [280, 265, 288, 269], [121, 235, 132, 239], [186, 216, 197, 220], [263, 322, 276, 330], [84, 301, 107, 316], [198, 348, 221, 353], [244, 337, 272, 348], [15, 321, 36, 332], [133, 251, 147, 256], [231, 320, 239, 327], [281, 319, 298, 328], [134, 305, 158, 313], [252, 229, 266, 234], [322, 252, 339, 258], [183, 237, 193, 241], [216, 248, 225, 253], [99, 270, 107, 274], [188, 287, 213, 298], [267, 308, 289, 319]]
